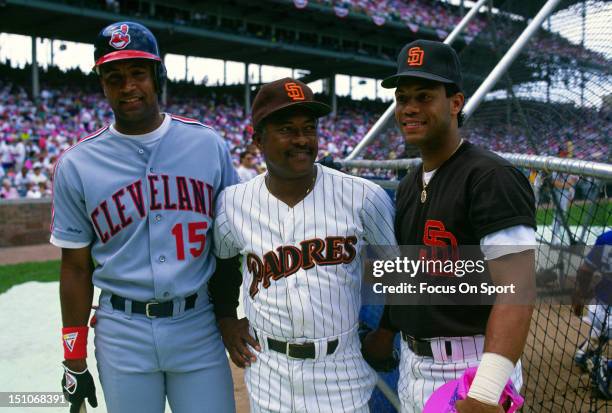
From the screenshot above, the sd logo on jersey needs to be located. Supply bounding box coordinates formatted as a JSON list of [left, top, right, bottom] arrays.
[[108, 24, 131, 49]]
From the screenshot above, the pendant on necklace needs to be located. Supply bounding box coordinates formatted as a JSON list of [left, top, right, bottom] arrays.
[[420, 189, 427, 203]]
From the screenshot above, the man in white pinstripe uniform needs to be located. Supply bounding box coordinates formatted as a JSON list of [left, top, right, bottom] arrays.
[[211, 78, 397, 412]]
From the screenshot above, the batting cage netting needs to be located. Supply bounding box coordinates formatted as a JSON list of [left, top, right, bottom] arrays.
[[350, 1, 610, 412]]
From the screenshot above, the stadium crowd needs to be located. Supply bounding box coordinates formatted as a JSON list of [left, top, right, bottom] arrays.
[[0, 77, 608, 199], [312, 0, 485, 39], [305, 0, 608, 67], [96, 0, 609, 69]]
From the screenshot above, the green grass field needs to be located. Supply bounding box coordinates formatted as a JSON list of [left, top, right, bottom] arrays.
[[0, 260, 60, 295], [0, 201, 609, 295], [536, 201, 611, 226]]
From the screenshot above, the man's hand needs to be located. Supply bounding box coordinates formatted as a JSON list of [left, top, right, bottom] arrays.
[[361, 327, 395, 362], [455, 397, 504, 413], [359, 324, 398, 372], [571, 290, 587, 317], [61, 362, 98, 413], [218, 317, 261, 368]]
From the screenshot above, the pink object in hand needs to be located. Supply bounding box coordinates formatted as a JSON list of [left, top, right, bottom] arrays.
[[423, 367, 524, 413]]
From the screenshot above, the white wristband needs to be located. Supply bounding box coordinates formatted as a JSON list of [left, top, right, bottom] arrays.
[[467, 352, 515, 405]]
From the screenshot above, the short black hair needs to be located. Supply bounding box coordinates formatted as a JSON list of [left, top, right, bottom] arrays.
[[444, 83, 464, 128], [240, 151, 253, 161]]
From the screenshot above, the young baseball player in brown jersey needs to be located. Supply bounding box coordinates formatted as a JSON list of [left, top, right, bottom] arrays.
[[362, 40, 537, 413]]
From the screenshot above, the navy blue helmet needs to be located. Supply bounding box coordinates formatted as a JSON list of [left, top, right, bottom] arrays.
[[93, 21, 166, 92]]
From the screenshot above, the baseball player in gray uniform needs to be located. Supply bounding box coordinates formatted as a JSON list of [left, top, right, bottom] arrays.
[[52, 21, 238, 413], [210, 78, 397, 412]]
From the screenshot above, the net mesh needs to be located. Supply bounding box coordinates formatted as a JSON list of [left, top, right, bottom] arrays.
[[461, 3, 611, 411], [361, 0, 610, 165]]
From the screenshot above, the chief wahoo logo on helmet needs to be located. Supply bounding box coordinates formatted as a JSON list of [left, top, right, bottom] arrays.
[[108, 24, 131, 49]]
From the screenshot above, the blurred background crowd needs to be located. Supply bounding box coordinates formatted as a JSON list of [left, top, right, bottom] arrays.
[[0, 72, 608, 199]]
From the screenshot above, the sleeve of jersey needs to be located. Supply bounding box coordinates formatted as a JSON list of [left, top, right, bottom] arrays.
[[469, 166, 536, 240], [217, 137, 240, 194], [50, 158, 94, 248], [361, 183, 398, 246], [212, 189, 241, 259], [584, 234, 605, 269]]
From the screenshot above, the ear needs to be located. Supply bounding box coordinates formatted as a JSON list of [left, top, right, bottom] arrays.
[[252, 127, 265, 151], [99, 79, 107, 97], [449, 92, 465, 117]]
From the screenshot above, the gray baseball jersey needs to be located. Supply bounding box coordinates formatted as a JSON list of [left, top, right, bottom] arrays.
[[51, 113, 239, 412], [51, 114, 239, 301]]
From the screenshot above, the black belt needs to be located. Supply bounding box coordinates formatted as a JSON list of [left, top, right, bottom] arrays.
[[266, 337, 339, 359], [401, 332, 440, 358], [110, 294, 197, 318]]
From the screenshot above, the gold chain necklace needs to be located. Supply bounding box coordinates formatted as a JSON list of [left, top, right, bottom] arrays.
[[421, 139, 463, 204]]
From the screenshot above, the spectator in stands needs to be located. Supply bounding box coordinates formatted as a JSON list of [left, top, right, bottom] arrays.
[[13, 165, 30, 196], [25, 181, 41, 199], [28, 162, 48, 186], [0, 139, 13, 170], [11, 138, 26, 171], [0, 178, 19, 199], [39, 181, 52, 198], [235, 151, 258, 182]]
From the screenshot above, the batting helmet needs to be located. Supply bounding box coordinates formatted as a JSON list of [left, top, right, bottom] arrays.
[[93, 21, 166, 92]]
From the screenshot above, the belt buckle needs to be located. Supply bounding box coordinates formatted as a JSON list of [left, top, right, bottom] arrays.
[[286, 342, 309, 359], [285, 342, 296, 359], [286, 342, 301, 359], [408, 337, 416, 351], [404, 334, 418, 352], [145, 301, 159, 318]]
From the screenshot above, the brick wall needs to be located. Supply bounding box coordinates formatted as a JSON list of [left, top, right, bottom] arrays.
[[0, 199, 52, 247]]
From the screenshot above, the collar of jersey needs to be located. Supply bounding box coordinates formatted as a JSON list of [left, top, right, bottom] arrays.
[[109, 113, 171, 143], [422, 169, 436, 185]]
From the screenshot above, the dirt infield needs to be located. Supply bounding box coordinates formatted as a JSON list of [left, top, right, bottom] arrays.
[[230, 363, 250, 413], [0, 243, 251, 412], [4, 244, 609, 412], [0, 243, 60, 264]]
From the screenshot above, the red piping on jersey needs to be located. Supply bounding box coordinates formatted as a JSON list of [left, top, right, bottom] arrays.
[[170, 114, 210, 128], [50, 126, 109, 233]]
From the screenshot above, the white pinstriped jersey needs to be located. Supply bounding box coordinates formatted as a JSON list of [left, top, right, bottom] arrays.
[[214, 164, 397, 339]]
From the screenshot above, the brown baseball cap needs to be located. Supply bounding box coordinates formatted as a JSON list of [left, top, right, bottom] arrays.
[[251, 77, 331, 129]]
